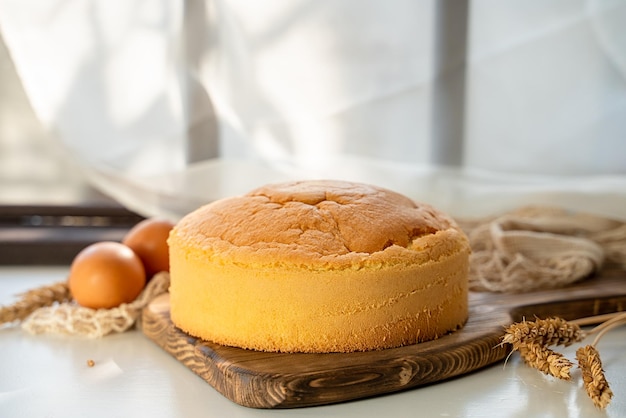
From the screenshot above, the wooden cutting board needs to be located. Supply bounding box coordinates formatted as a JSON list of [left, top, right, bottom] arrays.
[[141, 268, 625, 409]]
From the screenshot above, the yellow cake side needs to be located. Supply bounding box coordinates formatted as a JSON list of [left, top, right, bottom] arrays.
[[169, 231, 469, 353]]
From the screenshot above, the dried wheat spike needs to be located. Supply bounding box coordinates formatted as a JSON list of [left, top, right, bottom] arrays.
[[502, 317, 586, 349], [577, 345, 613, 409], [0, 281, 71, 324], [518, 341, 573, 380]]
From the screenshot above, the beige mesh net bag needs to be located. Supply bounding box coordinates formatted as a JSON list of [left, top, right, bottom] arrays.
[[463, 207, 626, 293], [19, 272, 170, 338]]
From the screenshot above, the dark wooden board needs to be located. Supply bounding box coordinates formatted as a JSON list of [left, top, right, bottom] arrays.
[[141, 268, 626, 409]]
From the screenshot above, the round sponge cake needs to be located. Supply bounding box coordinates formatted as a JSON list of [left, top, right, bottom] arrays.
[[168, 180, 470, 353]]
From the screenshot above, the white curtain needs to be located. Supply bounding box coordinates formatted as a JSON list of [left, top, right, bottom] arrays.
[[0, 0, 624, 220]]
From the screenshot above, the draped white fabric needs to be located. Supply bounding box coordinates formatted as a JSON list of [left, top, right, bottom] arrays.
[[0, 0, 624, 219]]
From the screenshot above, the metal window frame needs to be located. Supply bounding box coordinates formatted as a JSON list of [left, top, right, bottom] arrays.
[[0, 205, 144, 265]]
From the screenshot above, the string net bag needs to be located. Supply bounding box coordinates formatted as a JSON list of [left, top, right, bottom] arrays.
[[21, 272, 170, 338], [463, 207, 626, 293]]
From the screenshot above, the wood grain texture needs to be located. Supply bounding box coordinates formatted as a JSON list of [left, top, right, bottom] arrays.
[[141, 268, 626, 409]]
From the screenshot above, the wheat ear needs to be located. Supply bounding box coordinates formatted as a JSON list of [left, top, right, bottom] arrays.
[[576, 345, 613, 410], [518, 341, 573, 380], [0, 281, 71, 324], [502, 317, 586, 349]]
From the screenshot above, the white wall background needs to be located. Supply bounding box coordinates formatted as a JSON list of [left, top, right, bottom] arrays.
[[0, 0, 624, 219]]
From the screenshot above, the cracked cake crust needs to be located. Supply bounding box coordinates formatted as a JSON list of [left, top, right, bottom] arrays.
[[170, 180, 465, 269]]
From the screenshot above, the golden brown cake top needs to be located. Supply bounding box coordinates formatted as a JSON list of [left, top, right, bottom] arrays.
[[170, 180, 469, 269]]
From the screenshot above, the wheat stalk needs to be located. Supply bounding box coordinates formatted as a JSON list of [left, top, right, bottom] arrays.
[[587, 312, 626, 346], [571, 311, 626, 327], [0, 281, 71, 324]]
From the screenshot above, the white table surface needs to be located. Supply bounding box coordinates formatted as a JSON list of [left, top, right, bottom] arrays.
[[1, 266, 625, 418]]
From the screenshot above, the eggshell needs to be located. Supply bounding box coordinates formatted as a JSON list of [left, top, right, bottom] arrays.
[[68, 241, 146, 309], [122, 218, 175, 279]]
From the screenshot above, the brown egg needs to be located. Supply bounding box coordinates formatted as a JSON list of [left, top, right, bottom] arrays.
[[68, 241, 146, 309], [122, 218, 175, 280]]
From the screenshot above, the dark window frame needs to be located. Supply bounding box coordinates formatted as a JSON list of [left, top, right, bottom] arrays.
[[0, 205, 144, 265]]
